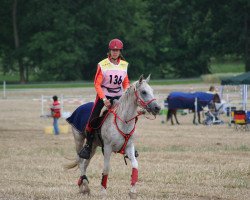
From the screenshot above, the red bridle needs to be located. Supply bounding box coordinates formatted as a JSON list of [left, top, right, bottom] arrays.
[[134, 88, 156, 109]]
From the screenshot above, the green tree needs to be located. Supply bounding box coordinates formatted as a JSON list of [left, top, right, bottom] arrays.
[[25, 0, 153, 81], [209, 0, 250, 71], [149, 0, 214, 78]]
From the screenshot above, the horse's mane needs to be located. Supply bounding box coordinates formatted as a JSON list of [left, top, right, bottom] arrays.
[[116, 81, 139, 112]]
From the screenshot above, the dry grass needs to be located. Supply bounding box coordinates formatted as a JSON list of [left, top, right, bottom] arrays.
[[0, 85, 249, 200]]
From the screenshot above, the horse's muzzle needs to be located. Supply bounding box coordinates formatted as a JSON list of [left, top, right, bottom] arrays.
[[147, 102, 161, 115]]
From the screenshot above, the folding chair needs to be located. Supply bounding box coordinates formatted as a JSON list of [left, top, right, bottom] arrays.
[[233, 110, 248, 131]]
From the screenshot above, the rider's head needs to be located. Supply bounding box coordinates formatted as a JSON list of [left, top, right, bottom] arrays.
[[52, 95, 58, 101], [109, 39, 123, 50], [209, 85, 215, 92], [108, 39, 125, 60]]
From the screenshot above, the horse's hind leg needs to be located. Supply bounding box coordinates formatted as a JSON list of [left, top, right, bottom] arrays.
[[71, 128, 88, 194], [72, 128, 85, 153], [72, 128, 96, 195], [78, 144, 97, 195]]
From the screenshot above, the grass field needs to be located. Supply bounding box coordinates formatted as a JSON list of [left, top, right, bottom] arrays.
[[0, 84, 249, 200], [210, 61, 245, 74]]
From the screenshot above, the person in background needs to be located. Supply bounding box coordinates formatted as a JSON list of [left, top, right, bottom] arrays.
[[78, 38, 130, 159], [51, 95, 61, 135], [207, 85, 216, 94]]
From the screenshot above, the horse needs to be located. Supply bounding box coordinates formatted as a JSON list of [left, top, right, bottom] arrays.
[[65, 75, 161, 199], [166, 92, 221, 125]]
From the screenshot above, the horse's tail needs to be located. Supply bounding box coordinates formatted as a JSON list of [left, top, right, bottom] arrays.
[[63, 157, 80, 170]]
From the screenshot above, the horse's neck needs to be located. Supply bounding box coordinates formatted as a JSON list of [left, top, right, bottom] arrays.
[[116, 89, 137, 122]]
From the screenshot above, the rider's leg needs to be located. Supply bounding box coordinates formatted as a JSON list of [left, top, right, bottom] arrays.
[[78, 129, 95, 159]]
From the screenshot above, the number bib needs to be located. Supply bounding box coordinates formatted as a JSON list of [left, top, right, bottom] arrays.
[[99, 58, 128, 97]]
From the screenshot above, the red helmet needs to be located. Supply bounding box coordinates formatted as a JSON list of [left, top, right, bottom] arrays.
[[109, 39, 123, 50]]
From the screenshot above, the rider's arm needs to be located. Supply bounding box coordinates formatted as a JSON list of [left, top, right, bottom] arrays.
[[122, 75, 130, 90], [94, 65, 105, 99]]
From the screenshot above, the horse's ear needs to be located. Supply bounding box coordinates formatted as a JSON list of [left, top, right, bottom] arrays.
[[146, 74, 151, 83], [139, 74, 144, 84]]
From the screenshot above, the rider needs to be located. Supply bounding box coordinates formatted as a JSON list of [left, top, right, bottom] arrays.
[[79, 38, 130, 159]]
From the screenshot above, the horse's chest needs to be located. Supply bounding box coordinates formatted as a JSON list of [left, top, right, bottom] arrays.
[[101, 119, 135, 151], [102, 129, 134, 150]]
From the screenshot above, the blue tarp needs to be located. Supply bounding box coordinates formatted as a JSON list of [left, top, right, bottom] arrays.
[[66, 102, 94, 133], [167, 92, 214, 111]]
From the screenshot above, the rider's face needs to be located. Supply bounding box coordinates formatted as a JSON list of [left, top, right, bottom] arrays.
[[110, 49, 120, 60]]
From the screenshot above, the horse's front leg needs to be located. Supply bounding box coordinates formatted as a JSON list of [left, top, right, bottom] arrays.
[[101, 144, 112, 197], [125, 144, 138, 199]]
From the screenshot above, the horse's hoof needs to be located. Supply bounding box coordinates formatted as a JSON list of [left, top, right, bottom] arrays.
[[129, 191, 137, 199], [79, 179, 90, 195], [100, 186, 107, 198]]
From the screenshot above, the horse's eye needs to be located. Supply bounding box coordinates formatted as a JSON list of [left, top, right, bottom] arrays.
[[141, 90, 147, 95]]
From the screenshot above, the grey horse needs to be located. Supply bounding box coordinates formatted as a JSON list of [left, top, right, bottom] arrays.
[[65, 75, 161, 199]]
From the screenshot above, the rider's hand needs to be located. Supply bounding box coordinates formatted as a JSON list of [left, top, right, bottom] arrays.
[[103, 98, 111, 108]]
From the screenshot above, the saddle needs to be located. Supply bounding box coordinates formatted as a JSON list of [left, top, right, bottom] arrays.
[[89, 99, 120, 130]]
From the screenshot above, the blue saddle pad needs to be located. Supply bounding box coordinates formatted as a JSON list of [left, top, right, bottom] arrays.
[[168, 92, 214, 111], [66, 102, 94, 133]]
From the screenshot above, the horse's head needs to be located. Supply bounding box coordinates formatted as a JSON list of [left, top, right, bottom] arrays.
[[213, 93, 221, 103], [134, 75, 161, 116]]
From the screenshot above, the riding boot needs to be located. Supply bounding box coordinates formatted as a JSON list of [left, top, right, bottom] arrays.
[[78, 131, 94, 159]]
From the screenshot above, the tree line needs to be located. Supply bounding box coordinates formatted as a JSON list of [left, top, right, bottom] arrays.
[[0, 0, 249, 83]]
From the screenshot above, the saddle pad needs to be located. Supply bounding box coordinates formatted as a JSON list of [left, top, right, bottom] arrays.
[[66, 102, 94, 133]]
